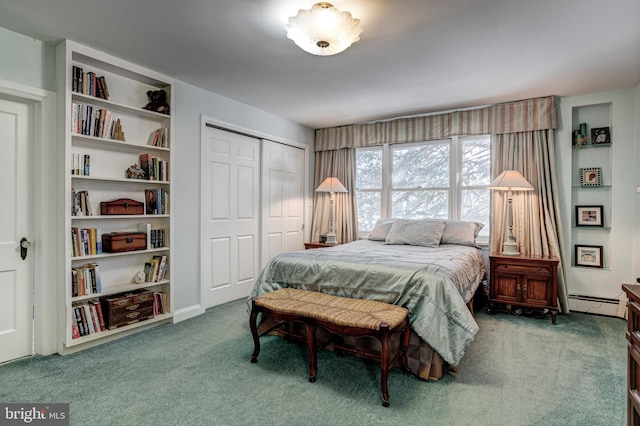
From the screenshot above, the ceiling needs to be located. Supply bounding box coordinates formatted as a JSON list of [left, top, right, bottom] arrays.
[[1, 0, 639, 129]]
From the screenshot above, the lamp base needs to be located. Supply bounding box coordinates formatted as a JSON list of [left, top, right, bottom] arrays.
[[501, 241, 520, 256], [325, 232, 338, 245]]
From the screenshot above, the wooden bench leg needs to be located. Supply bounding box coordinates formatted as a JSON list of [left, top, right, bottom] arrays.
[[379, 324, 391, 407], [400, 320, 411, 376], [306, 322, 317, 383], [249, 301, 260, 363]]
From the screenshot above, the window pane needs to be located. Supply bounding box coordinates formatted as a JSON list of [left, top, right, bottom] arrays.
[[462, 137, 491, 186], [356, 191, 381, 232], [392, 144, 449, 188], [356, 149, 382, 190], [391, 190, 448, 219], [461, 188, 490, 236]]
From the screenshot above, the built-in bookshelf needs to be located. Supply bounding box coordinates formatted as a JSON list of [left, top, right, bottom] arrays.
[[570, 103, 612, 270], [57, 41, 174, 353]]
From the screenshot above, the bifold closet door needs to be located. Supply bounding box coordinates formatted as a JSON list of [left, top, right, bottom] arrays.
[[261, 140, 305, 266], [202, 126, 260, 308]]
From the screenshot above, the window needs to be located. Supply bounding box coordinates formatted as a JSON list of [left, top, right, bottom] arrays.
[[355, 147, 383, 232], [355, 135, 491, 241]]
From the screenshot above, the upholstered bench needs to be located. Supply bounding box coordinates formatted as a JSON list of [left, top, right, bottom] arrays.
[[249, 288, 410, 407]]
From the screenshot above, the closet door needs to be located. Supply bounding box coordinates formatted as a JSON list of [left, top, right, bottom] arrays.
[[202, 126, 260, 308], [261, 140, 305, 266]]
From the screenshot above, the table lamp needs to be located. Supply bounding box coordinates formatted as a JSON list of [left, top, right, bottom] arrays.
[[489, 170, 533, 256], [315, 177, 348, 244]]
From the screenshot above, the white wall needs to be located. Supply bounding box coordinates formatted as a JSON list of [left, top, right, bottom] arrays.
[[557, 89, 636, 301], [0, 27, 55, 91], [172, 81, 314, 313]]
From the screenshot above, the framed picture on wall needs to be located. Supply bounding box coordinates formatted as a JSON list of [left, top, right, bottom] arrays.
[[575, 205, 604, 227], [590, 127, 611, 145], [579, 167, 602, 187], [575, 245, 603, 268]]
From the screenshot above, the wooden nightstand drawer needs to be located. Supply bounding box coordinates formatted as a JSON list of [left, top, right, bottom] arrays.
[[495, 263, 552, 276]]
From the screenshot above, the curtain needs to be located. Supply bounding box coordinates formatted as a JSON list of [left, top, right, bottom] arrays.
[[491, 130, 569, 313], [311, 148, 359, 243], [315, 96, 557, 151]]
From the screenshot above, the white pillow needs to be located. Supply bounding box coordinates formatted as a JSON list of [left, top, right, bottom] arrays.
[[384, 219, 446, 247], [441, 220, 484, 247], [368, 218, 397, 241]]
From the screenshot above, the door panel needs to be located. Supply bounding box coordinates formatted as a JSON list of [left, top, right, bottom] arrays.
[[261, 140, 305, 266], [202, 127, 259, 308], [0, 98, 33, 363]]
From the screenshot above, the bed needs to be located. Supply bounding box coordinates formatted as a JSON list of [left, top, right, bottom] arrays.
[[247, 219, 487, 380]]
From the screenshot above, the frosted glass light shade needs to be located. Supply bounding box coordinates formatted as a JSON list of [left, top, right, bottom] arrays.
[[286, 2, 363, 56]]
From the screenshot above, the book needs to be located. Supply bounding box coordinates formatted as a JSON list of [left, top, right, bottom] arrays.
[[156, 255, 167, 281], [95, 228, 102, 254], [71, 314, 80, 339], [83, 304, 95, 334], [90, 300, 106, 331], [98, 76, 110, 99], [145, 189, 157, 214], [143, 262, 154, 282], [73, 306, 85, 336]]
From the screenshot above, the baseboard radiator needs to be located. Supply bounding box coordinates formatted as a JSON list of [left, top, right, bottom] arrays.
[[568, 294, 627, 319]]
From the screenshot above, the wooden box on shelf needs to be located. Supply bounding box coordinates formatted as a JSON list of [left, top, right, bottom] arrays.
[[100, 198, 144, 215], [102, 232, 147, 253], [100, 289, 155, 330]]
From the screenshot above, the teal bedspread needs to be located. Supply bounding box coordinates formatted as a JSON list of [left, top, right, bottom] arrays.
[[248, 240, 486, 366]]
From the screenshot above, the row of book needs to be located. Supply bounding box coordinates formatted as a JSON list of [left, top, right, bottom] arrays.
[[138, 224, 167, 248], [148, 127, 169, 148], [144, 255, 168, 282], [72, 66, 110, 99], [71, 300, 105, 338], [71, 292, 167, 339], [145, 189, 169, 215], [71, 263, 102, 297], [71, 227, 102, 257], [72, 102, 121, 139], [71, 153, 91, 176], [71, 188, 93, 216], [139, 153, 169, 181]]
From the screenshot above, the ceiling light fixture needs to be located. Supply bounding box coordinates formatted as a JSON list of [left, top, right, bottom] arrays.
[[285, 2, 363, 56]]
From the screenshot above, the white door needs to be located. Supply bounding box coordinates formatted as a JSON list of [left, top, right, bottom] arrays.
[[202, 126, 260, 308], [261, 140, 305, 266], [0, 98, 34, 363]]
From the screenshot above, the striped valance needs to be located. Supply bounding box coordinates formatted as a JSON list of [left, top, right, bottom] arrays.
[[315, 96, 557, 151]]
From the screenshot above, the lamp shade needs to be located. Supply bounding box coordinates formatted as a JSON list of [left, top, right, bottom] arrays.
[[315, 177, 348, 193], [285, 2, 363, 56], [488, 170, 534, 191]]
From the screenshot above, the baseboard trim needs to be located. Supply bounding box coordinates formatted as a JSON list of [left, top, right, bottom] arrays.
[[568, 294, 626, 318], [173, 304, 205, 323]]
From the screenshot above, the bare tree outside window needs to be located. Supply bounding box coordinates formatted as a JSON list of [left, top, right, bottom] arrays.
[[355, 136, 491, 240]]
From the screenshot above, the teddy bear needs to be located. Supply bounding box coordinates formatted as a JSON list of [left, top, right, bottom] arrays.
[[143, 89, 170, 115]]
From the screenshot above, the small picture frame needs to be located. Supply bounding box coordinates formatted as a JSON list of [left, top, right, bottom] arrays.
[[579, 167, 602, 186], [575, 205, 604, 227], [590, 127, 610, 145], [575, 245, 603, 268]]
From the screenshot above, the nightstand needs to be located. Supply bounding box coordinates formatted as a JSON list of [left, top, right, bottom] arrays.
[[488, 254, 559, 324], [304, 242, 339, 249]]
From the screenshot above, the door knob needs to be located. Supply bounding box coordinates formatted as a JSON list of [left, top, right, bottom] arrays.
[[20, 237, 31, 260]]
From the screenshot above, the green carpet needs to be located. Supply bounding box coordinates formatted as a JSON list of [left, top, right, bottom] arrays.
[[0, 300, 626, 425]]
